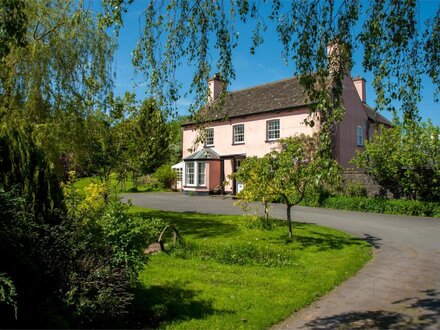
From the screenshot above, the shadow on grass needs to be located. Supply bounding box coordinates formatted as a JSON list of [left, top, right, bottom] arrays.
[[130, 282, 234, 328], [302, 289, 439, 329], [134, 210, 238, 239], [269, 222, 367, 251]]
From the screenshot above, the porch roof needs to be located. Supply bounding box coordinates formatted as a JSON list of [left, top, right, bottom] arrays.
[[184, 148, 220, 161]]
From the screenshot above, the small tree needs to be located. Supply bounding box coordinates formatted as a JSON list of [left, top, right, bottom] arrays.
[[233, 156, 275, 221], [237, 134, 340, 240]]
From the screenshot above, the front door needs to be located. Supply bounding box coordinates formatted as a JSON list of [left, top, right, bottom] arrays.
[[235, 159, 244, 194]]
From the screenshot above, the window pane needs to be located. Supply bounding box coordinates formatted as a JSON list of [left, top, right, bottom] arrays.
[[357, 126, 363, 146], [186, 162, 194, 185], [198, 162, 206, 186], [233, 124, 245, 143], [205, 128, 214, 146], [267, 120, 280, 140]]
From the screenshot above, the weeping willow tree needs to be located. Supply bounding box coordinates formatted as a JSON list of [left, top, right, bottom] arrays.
[[102, 0, 439, 153], [0, 0, 116, 175]]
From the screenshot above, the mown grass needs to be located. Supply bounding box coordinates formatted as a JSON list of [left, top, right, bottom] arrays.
[[130, 207, 372, 329]]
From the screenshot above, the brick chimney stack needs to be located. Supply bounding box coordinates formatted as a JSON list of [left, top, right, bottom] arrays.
[[207, 73, 225, 102], [353, 75, 366, 103]]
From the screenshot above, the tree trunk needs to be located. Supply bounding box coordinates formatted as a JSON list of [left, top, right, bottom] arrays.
[[287, 204, 292, 240], [263, 200, 269, 221]]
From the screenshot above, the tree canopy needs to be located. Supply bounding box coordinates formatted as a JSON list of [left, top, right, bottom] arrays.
[[102, 0, 439, 131]]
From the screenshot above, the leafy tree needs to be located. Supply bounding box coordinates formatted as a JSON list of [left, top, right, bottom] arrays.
[[102, 0, 439, 150], [120, 98, 171, 188], [0, 0, 115, 177], [236, 135, 340, 240], [233, 156, 275, 221], [269, 135, 341, 239], [354, 121, 440, 201]]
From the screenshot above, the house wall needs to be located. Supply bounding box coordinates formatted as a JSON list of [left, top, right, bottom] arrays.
[[336, 76, 369, 168], [182, 107, 318, 159], [208, 160, 221, 190]]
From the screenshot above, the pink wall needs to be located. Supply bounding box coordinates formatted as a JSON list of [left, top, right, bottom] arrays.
[[336, 76, 369, 167], [182, 76, 370, 193], [182, 107, 318, 159]]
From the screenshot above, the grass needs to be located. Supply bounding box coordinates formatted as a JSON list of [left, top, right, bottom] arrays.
[[130, 207, 372, 329]]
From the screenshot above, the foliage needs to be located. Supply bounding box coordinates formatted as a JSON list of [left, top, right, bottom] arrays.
[[0, 0, 116, 178], [345, 182, 368, 197], [0, 124, 167, 327], [0, 270, 17, 320], [235, 134, 340, 240], [131, 207, 371, 329], [354, 121, 440, 201], [321, 196, 440, 217], [152, 165, 177, 189], [98, 202, 165, 279], [0, 124, 65, 222], [121, 98, 171, 181], [234, 156, 275, 220], [103, 0, 439, 139], [238, 214, 278, 231]]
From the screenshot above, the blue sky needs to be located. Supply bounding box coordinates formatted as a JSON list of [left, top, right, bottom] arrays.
[[109, 0, 439, 124]]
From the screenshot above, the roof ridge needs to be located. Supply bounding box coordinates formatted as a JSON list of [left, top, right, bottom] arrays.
[[227, 76, 299, 95]]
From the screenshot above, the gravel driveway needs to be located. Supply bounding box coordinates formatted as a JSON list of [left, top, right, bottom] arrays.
[[124, 192, 440, 329]]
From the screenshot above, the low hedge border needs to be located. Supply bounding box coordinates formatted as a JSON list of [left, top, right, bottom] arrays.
[[313, 196, 440, 217]]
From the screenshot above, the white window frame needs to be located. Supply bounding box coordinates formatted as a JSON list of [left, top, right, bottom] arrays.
[[267, 119, 280, 141], [185, 161, 206, 187], [357, 125, 364, 146], [197, 162, 206, 186], [185, 162, 195, 185], [233, 124, 245, 144], [205, 128, 214, 146]]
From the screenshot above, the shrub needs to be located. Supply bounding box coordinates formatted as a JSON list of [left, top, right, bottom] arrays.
[[98, 201, 166, 279], [322, 196, 440, 217], [152, 165, 176, 189], [345, 182, 368, 197]]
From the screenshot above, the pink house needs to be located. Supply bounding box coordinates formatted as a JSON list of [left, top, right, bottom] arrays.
[[178, 73, 391, 195]]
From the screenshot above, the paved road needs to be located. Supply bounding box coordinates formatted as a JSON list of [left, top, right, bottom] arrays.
[[124, 192, 440, 329]]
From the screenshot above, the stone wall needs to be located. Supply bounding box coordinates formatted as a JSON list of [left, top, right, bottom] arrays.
[[342, 168, 383, 197]]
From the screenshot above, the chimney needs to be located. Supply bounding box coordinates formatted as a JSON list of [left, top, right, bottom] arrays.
[[353, 76, 366, 103], [207, 73, 225, 102], [327, 41, 351, 76]]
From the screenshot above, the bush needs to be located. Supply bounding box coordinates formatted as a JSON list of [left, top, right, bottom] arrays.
[[152, 165, 176, 189], [322, 196, 440, 217], [345, 182, 368, 197]]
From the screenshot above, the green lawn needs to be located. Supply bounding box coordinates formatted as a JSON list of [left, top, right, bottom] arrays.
[[130, 207, 372, 329]]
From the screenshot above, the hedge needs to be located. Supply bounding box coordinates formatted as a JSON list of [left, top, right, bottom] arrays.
[[319, 196, 440, 217]]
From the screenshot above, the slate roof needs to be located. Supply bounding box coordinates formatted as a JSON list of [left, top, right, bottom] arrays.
[[184, 148, 220, 161], [183, 77, 309, 125], [182, 76, 391, 127], [362, 103, 393, 126]]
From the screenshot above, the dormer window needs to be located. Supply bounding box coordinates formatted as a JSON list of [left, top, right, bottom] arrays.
[[205, 128, 214, 146]]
